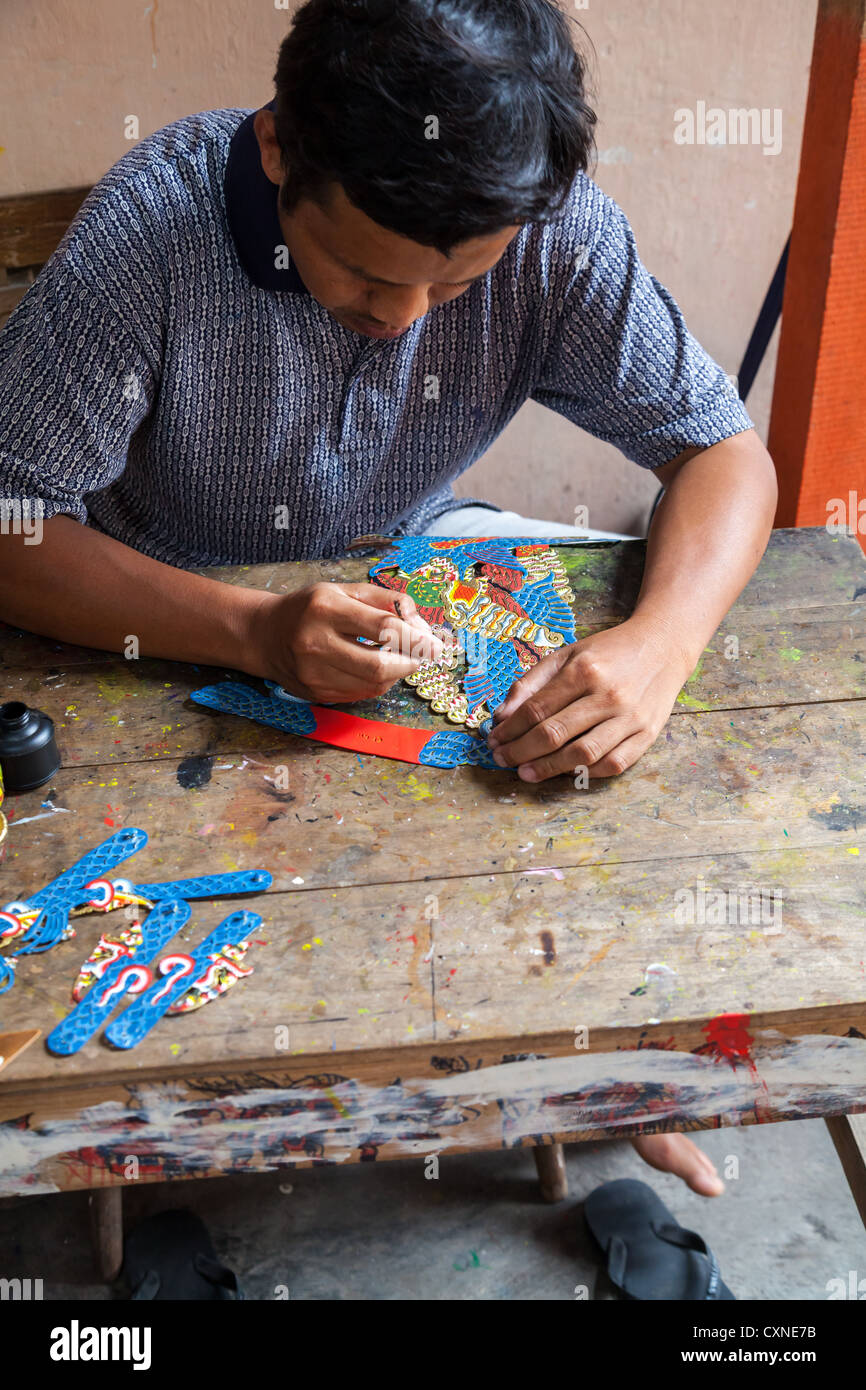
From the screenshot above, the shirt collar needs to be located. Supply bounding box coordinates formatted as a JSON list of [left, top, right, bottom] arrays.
[[224, 100, 310, 295]]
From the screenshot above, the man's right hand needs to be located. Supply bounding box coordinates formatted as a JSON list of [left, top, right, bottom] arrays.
[[246, 581, 445, 704], [0, 517, 444, 707]]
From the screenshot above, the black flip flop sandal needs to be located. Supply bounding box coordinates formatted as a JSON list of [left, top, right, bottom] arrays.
[[123, 1209, 243, 1300], [584, 1179, 735, 1301]]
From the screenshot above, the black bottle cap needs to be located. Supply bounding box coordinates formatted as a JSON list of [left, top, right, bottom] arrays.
[[0, 701, 61, 795]]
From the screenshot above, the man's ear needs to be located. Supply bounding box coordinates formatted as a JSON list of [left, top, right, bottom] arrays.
[[253, 109, 283, 187]]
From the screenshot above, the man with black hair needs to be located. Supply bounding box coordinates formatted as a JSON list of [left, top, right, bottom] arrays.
[[0, 0, 775, 1197]]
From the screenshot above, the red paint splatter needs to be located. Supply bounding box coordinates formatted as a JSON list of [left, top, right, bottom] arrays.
[[701, 1012, 755, 1070], [700, 1012, 771, 1119]]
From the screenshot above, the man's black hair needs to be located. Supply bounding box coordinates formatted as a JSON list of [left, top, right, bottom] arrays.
[[273, 0, 596, 255]]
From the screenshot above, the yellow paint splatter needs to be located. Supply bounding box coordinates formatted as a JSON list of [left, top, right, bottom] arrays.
[[323, 1087, 350, 1118], [403, 774, 433, 801], [723, 732, 754, 750], [677, 692, 711, 712], [570, 938, 621, 985]]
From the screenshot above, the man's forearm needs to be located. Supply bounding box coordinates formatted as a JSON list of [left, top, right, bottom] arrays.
[[0, 515, 276, 670], [631, 430, 778, 672]]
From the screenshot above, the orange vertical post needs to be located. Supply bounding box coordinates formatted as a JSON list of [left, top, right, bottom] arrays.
[[769, 0, 866, 538]]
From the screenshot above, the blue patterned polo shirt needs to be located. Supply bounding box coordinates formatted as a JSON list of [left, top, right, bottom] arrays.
[[0, 105, 753, 567]]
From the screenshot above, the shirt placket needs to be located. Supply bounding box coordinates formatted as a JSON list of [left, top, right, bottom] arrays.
[[321, 339, 390, 551], [337, 340, 386, 443]]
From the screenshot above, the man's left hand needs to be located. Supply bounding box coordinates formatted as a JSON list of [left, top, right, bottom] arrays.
[[486, 614, 693, 783]]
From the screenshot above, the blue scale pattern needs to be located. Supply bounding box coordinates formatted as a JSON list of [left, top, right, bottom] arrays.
[[190, 682, 317, 734], [104, 910, 262, 1050], [0, 828, 272, 996], [419, 731, 501, 769], [45, 899, 192, 1056]]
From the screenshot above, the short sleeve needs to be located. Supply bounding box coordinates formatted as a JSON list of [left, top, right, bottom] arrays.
[[531, 191, 754, 468], [0, 180, 165, 523]]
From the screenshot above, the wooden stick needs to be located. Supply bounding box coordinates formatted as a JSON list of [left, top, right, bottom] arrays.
[[89, 1187, 124, 1282], [825, 1113, 866, 1232], [0, 1029, 41, 1073], [533, 1141, 569, 1203]]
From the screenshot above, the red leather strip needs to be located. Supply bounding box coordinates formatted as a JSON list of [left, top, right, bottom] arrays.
[[304, 707, 433, 763]]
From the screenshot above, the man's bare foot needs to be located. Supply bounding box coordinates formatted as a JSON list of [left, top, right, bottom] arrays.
[[631, 1132, 725, 1196]]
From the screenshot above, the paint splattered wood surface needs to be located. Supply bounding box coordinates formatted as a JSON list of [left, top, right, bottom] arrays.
[[1, 844, 863, 1085], [0, 701, 862, 896], [2, 1027, 864, 1195], [0, 526, 864, 1188]]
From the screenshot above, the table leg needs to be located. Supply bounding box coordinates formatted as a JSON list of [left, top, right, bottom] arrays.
[[825, 1114, 866, 1231], [89, 1187, 124, 1281], [533, 1141, 569, 1202]]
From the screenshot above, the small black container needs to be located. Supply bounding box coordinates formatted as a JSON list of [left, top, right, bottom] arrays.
[[0, 701, 61, 794]]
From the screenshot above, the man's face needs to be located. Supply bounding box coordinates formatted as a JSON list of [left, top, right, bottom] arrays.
[[255, 110, 518, 338]]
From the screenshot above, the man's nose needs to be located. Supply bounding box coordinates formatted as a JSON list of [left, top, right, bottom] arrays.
[[367, 283, 430, 330]]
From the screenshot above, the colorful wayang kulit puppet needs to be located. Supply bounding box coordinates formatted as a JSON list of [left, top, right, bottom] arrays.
[[369, 537, 577, 729], [190, 537, 578, 768], [0, 825, 270, 1003]]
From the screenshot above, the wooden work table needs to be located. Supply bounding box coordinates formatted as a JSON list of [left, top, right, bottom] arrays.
[[1, 526, 865, 1274]]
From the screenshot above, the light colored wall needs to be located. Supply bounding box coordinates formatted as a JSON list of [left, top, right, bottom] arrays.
[[462, 0, 817, 533], [0, 0, 817, 533]]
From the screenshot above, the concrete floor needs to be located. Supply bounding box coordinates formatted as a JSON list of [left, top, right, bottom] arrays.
[[1, 1117, 863, 1300]]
